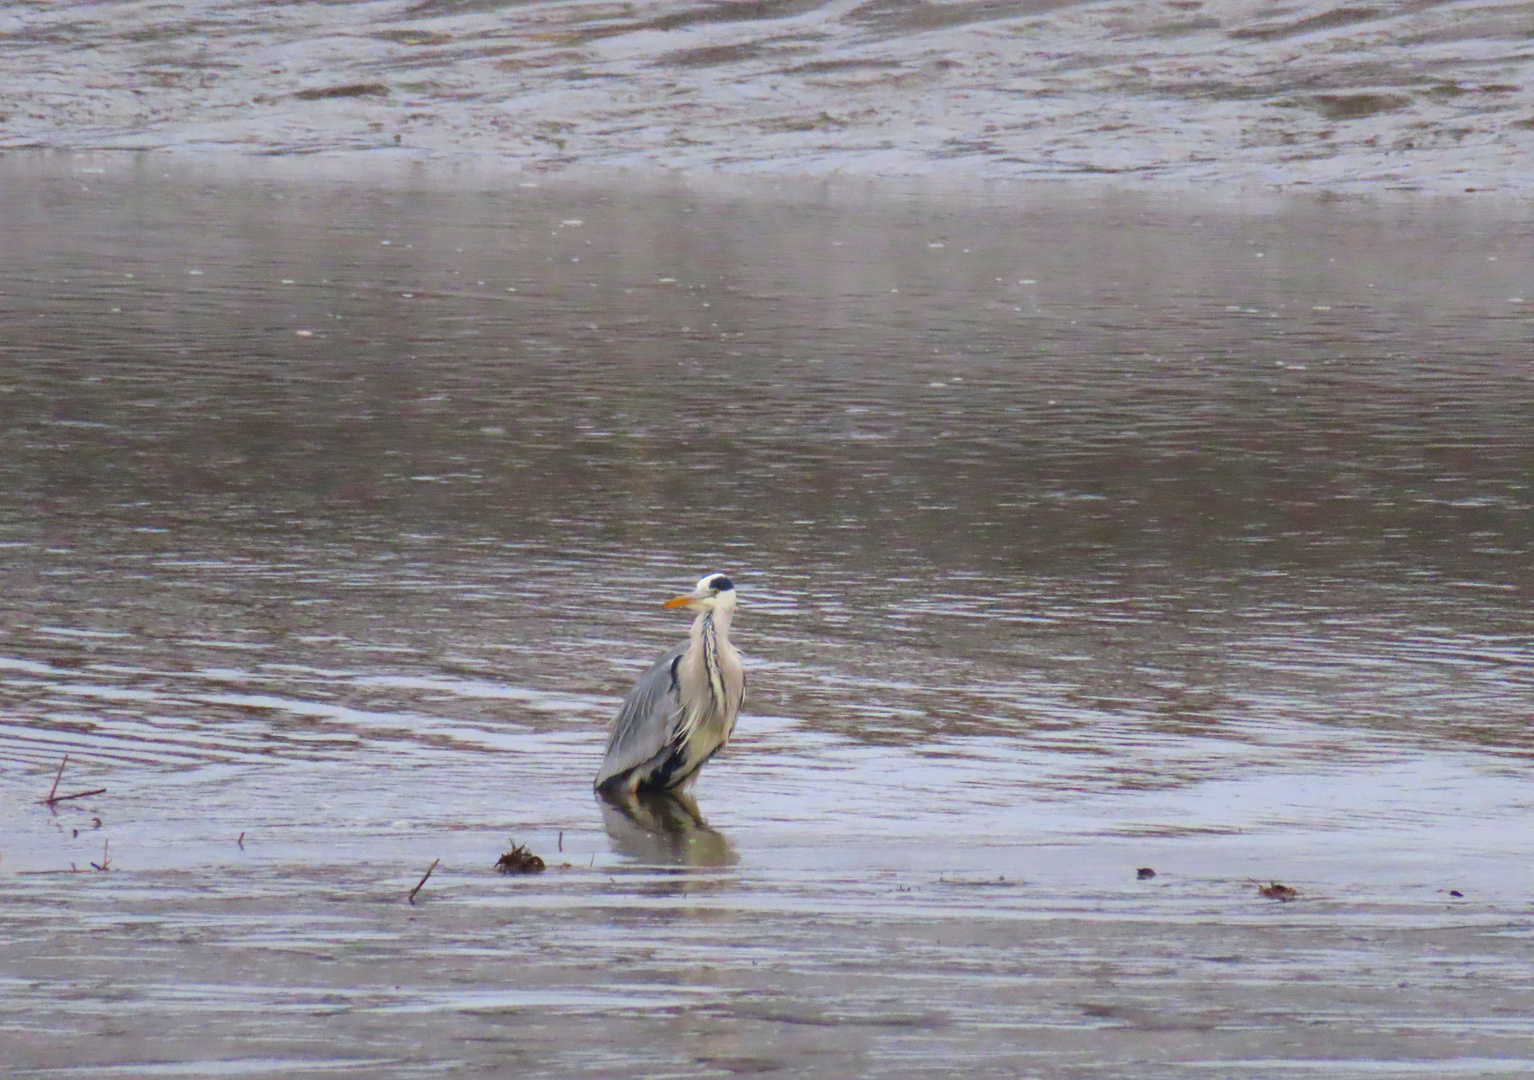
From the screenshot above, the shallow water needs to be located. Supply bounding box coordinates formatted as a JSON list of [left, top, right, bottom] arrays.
[[2, 158, 1533, 1077]]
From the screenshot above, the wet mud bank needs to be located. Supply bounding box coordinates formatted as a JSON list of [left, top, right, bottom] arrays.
[[3, 0, 1534, 192]]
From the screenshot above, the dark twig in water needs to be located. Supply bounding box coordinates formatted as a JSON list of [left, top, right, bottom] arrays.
[[46, 754, 67, 803], [237, 832, 245, 849], [408, 858, 441, 904], [89, 839, 111, 872], [42, 788, 106, 805], [495, 843, 545, 875], [40, 753, 107, 807], [558, 830, 563, 852]]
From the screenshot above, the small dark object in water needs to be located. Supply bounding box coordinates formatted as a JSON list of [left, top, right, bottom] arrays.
[[496, 843, 545, 875], [407, 858, 440, 904], [1137, 867, 1156, 880], [1449, 889, 1464, 898], [46, 755, 66, 803], [38, 754, 107, 807], [1258, 881, 1299, 901]]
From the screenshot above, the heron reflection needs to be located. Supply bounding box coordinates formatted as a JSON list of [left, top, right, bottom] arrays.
[[598, 788, 737, 868]]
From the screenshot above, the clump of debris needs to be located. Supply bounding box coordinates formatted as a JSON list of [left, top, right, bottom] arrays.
[[496, 842, 545, 875]]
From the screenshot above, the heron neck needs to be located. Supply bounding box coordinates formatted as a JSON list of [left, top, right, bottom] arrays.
[[694, 604, 733, 644]]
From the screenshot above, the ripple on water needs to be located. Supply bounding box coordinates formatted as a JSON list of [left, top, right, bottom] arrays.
[[1, 167, 1532, 1077]]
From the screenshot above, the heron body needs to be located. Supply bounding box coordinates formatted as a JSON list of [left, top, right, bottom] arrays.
[[594, 573, 745, 795]]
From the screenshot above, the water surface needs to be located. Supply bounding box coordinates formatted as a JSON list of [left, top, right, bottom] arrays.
[[5, 0, 1534, 191], [2, 159, 1532, 1077]]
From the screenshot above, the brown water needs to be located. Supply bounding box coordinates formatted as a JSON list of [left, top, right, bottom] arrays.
[[2, 157, 1533, 1077]]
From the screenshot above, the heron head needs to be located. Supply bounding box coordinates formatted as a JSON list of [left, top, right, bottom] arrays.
[[663, 573, 737, 612]]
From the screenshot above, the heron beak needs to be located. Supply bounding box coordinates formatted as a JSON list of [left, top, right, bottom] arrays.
[[663, 590, 710, 609]]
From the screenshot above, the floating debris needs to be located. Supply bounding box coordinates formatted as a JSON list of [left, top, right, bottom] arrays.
[[407, 858, 441, 904], [1137, 867, 1156, 880], [1258, 881, 1300, 901], [45, 755, 65, 802], [38, 754, 107, 807], [496, 843, 545, 875], [1449, 889, 1464, 898]]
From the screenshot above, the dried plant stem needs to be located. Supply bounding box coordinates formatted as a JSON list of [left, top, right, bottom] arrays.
[[46, 755, 68, 802], [408, 858, 441, 904]]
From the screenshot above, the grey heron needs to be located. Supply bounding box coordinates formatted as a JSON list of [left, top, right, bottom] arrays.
[[594, 572, 745, 795]]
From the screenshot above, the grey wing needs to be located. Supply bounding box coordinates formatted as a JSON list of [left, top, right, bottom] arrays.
[[593, 640, 688, 790]]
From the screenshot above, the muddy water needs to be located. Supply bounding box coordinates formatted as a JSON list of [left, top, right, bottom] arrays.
[[2, 158, 1533, 1077]]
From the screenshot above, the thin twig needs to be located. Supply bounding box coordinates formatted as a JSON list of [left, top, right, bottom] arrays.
[[407, 858, 441, 905], [38, 788, 106, 806], [558, 830, 563, 852], [46, 755, 67, 803], [90, 839, 111, 872], [237, 832, 245, 849]]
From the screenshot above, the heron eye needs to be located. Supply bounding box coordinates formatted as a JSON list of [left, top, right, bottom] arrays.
[[710, 575, 734, 592]]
